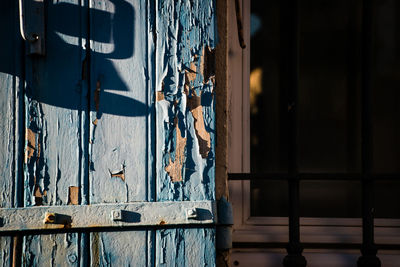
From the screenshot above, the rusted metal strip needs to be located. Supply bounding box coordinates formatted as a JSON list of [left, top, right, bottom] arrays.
[[0, 201, 216, 233]]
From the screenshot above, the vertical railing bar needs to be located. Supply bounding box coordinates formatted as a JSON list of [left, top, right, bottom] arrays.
[[346, 0, 359, 173], [358, 0, 380, 266], [287, 0, 299, 245], [283, 0, 306, 266]]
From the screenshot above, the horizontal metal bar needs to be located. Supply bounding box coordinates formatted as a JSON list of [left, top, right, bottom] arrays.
[[228, 173, 400, 181], [233, 242, 400, 251], [0, 201, 216, 234]]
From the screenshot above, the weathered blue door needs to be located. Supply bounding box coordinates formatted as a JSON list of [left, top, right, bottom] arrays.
[[0, 0, 217, 265]]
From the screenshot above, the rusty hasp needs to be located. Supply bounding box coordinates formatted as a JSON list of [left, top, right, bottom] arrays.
[[0, 201, 217, 233]]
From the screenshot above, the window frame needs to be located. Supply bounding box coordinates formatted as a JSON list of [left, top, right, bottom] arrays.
[[228, 0, 400, 247]]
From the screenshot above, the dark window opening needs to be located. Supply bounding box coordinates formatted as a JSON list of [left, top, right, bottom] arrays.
[[249, 0, 400, 218]]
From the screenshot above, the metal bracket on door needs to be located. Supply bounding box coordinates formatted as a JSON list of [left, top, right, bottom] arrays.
[[216, 197, 234, 250], [19, 0, 46, 55], [0, 201, 216, 234]]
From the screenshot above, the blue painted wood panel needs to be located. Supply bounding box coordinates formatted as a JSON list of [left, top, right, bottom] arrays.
[[156, 0, 216, 201], [155, 0, 216, 265], [0, 0, 217, 265], [0, 0, 23, 265], [88, 0, 154, 264], [22, 0, 88, 265]]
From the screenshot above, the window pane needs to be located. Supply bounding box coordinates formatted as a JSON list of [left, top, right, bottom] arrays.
[[299, 180, 361, 218], [297, 0, 362, 173], [251, 180, 288, 217], [250, 0, 286, 173], [374, 180, 400, 218], [372, 0, 400, 173], [249, 0, 400, 219]]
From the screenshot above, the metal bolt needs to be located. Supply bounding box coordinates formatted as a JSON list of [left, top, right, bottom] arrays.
[[44, 212, 56, 224], [112, 210, 122, 221], [68, 253, 77, 263], [187, 208, 198, 219]]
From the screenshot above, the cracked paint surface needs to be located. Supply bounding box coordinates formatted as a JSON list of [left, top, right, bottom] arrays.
[[68, 186, 79, 205], [155, 0, 216, 266], [165, 117, 187, 182], [0, 3, 21, 261], [1, 0, 216, 265], [156, 0, 216, 202]]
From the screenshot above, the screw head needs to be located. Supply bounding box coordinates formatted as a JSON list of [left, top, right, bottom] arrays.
[[68, 253, 77, 263], [187, 208, 198, 219], [44, 212, 56, 224], [112, 210, 122, 221]]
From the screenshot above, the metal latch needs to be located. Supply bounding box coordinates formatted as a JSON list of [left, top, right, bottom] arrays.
[[19, 0, 46, 55]]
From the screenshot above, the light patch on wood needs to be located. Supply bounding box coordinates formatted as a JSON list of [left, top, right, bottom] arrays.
[[34, 185, 42, 198], [25, 128, 36, 163], [199, 48, 205, 80], [156, 91, 165, 101], [165, 117, 187, 182], [68, 186, 79, 205], [185, 62, 211, 158], [186, 62, 197, 85], [109, 169, 125, 181], [187, 91, 211, 158], [184, 55, 212, 158]]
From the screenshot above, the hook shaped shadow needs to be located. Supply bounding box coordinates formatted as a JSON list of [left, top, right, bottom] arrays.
[[1, 0, 147, 117]]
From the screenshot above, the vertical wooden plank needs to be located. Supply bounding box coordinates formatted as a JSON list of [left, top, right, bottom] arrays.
[[156, 0, 216, 202], [88, 0, 154, 264], [22, 0, 88, 265], [0, 1, 22, 265], [155, 0, 216, 265], [1, 0, 24, 265], [156, 228, 215, 266]]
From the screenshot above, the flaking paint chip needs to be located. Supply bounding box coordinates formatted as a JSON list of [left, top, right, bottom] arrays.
[[109, 169, 125, 181], [68, 186, 79, 205], [157, 91, 165, 101], [25, 128, 36, 163], [165, 117, 187, 182]]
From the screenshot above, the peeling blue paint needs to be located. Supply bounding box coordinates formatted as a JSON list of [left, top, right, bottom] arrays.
[[155, 0, 217, 265], [1, 0, 217, 265], [156, 0, 216, 202]]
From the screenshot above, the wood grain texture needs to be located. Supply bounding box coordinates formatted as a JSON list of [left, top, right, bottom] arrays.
[[156, 0, 216, 202], [155, 0, 217, 265], [156, 228, 215, 267], [89, 0, 151, 204], [88, 0, 153, 264], [1, 0, 217, 265], [22, 0, 88, 265], [0, 0, 24, 265]]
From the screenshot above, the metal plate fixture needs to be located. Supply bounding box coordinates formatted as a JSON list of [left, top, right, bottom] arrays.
[[0, 201, 216, 234], [19, 0, 46, 55]]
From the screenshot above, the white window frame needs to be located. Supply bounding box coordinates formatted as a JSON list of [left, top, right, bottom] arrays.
[[227, 0, 400, 247]]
